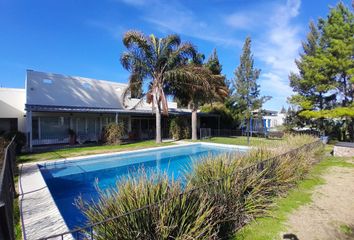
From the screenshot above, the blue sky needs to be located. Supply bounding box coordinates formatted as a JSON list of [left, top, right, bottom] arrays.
[[0, 0, 351, 110]]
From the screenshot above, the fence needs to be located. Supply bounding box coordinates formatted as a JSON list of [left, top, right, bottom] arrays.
[[29, 127, 171, 153], [200, 128, 285, 139], [39, 139, 323, 240], [0, 137, 16, 240]]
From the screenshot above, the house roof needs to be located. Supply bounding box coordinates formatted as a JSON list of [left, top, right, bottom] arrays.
[[26, 70, 178, 111], [26, 70, 128, 109], [25, 70, 213, 116]]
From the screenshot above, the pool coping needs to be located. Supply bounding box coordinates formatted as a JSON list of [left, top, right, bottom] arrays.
[[19, 142, 250, 239]]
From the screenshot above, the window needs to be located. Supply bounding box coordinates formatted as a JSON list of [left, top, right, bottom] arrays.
[[40, 117, 70, 139], [119, 116, 129, 133], [43, 79, 53, 84], [82, 82, 92, 89], [32, 118, 39, 140]]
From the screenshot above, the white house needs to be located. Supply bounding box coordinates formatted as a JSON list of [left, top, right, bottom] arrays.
[[0, 88, 26, 133], [0, 70, 219, 150], [261, 110, 286, 129]]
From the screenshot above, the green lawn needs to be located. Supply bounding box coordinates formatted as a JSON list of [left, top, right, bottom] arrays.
[[234, 147, 354, 240], [18, 140, 174, 163], [200, 136, 283, 146]]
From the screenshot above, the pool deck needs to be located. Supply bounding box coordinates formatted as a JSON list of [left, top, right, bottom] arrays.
[[19, 142, 249, 239], [19, 163, 73, 240]]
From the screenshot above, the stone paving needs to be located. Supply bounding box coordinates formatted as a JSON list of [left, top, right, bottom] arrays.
[[19, 163, 73, 240]]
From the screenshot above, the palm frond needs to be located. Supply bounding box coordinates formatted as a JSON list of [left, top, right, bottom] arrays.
[[123, 30, 150, 50]]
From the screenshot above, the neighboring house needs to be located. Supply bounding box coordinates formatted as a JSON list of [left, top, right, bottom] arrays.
[[0, 70, 218, 150], [0, 88, 26, 133], [261, 109, 286, 129], [247, 109, 286, 133]]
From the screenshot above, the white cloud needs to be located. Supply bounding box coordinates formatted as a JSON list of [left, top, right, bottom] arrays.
[[255, 0, 302, 110], [136, 0, 242, 47], [225, 12, 256, 30], [261, 72, 293, 96]]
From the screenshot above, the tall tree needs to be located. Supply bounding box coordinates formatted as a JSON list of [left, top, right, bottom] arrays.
[[205, 49, 223, 75], [289, 2, 354, 140], [231, 37, 268, 144], [169, 50, 228, 140], [121, 31, 198, 143], [289, 20, 336, 133]]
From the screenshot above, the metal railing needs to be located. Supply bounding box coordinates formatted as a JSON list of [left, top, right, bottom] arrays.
[[38, 139, 323, 240], [200, 128, 286, 139], [0, 137, 16, 240], [29, 128, 171, 152]]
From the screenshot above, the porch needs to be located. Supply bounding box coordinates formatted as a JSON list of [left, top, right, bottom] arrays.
[[25, 105, 219, 151]]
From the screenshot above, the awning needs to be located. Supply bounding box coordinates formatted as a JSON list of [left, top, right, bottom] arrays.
[[25, 104, 218, 117]]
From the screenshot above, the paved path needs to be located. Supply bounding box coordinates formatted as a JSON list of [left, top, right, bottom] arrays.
[[19, 163, 73, 240]]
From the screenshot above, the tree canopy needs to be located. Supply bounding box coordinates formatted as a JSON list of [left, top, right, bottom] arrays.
[[288, 2, 354, 140], [230, 37, 269, 121]]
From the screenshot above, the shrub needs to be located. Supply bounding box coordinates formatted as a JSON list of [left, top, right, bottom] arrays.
[[76, 171, 218, 240], [102, 123, 125, 145], [200, 102, 238, 129], [3, 131, 26, 153], [169, 117, 190, 140]]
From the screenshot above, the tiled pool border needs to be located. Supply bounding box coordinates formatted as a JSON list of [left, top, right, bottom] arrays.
[[19, 142, 250, 240]]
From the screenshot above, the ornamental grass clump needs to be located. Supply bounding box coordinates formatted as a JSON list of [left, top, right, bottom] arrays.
[[186, 149, 277, 238], [102, 123, 125, 145], [187, 134, 322, 238], [76, 171, 218, 240]]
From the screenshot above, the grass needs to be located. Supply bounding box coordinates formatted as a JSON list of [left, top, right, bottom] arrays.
[[234, 147, 354, 240], [339, 224, 353, 235], [199, 136, 283, 146], [14, 196, 22, 240], [18, 140, 174, 163]]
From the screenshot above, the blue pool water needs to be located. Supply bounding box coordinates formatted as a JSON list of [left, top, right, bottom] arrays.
[[39, 143, 244, 230]]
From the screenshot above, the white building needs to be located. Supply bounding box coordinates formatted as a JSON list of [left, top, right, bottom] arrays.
[[0, 88, 26, 133], [262, 110, 286, 129], [0, 70, 218, 150]]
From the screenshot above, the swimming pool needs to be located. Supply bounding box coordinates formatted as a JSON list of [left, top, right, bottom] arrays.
[[39, 143, 247, 231]]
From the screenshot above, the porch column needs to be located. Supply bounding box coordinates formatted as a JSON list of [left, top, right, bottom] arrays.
[[26, 110, 32, 151], [128, 116, 132, 132], [115, 113, 119, 124], [99, 116, 102, 131]]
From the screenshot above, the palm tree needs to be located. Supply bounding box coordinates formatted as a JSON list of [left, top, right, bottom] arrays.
[[169, 64, 228, 140], [121, 31, 202, 143]]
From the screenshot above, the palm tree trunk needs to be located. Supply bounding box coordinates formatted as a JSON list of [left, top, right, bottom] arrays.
[[192, 107, 197, 140], [247, 118, 250, 145], [156, 109, 162, 143], [153, 91, 162, 144]]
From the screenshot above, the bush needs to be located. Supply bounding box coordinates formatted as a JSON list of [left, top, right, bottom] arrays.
[[169, 117, 190, 140], [200, 102, 238, 128], [102, 123, 125, 145], [77, 134, 323, 239], [3, 131, 26, 153], [76, 171, 218, 240]]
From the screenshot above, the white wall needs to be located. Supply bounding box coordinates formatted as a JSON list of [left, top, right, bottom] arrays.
[[264, 113, 285, 128], [0, 88, 26, 132]]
